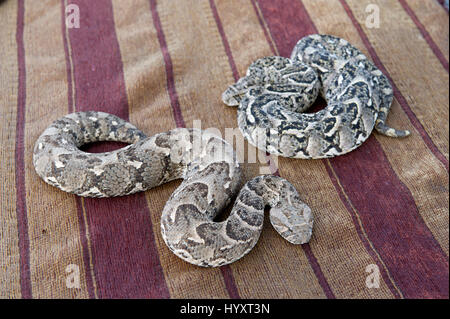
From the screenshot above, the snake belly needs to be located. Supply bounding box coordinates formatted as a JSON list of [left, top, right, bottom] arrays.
[[222, 34, 410, 159], [33, 111, 313, 267]]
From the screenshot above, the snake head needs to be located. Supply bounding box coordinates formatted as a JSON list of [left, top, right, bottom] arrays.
[[222, 75, 258, 106], [222, 56, 288, 106], [222, 83, 244, 106], [269, 202, 313, 245]]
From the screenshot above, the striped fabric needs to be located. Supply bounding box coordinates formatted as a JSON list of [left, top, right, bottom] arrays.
[[0, 0, 448, 299]]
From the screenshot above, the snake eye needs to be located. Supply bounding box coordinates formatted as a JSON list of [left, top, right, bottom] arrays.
[[248, 87, 264, 96]]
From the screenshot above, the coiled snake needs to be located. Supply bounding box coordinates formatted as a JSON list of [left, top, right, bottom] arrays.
[[34, 34, 407, 267], [222, 34, 410, 158], [33, 111, 313, 267]]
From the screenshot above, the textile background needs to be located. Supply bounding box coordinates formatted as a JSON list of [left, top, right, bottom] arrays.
[[0, 0, 448, 298]]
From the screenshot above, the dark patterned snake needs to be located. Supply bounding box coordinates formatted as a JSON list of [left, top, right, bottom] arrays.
[[33, 111, 313, 267], [222, 34, 410, 158]]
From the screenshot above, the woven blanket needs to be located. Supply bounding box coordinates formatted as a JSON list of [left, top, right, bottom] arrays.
[[1, 0, 448, 299]]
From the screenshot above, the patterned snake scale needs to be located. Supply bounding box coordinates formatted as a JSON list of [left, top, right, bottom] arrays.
[[33, 111, 313, 267], [222, 34, 410, 158]]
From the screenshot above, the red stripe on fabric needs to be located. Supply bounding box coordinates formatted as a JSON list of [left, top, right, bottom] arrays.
[[219, 267, 240, 299], [339, 0, 449, 172], [302, 244, 336, 299], [256, 0, 317, 57], [149, 0, 185, 128], [66, 0, 169, 298], [323, 162, 403, 298], [256, 0, 449, 298], [15, 0, 32, 299], [149, 0, 240, 299], [398, 0, 448, 72]]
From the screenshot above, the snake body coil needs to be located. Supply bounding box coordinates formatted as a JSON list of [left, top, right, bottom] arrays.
[[34, 34, 403, 267], [222, 34, 410, 159], [33, 111, 313, 267]]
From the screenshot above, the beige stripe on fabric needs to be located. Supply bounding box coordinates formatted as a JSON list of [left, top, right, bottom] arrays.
[[345, 0, 449, 161], [23, 0, 88, 298], [0, 0, 21, 299], [157, 0, 324, 298], [216, 0, 397, 298], [215, 0, 270, 77], [303, 0, 449, 256], [406, 0, 449, 60], [112, 0, 231, 298]]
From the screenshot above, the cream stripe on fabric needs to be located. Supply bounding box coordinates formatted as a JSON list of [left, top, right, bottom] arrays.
[[0, 0, 22, 299], [23, 0, 88, 298]]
